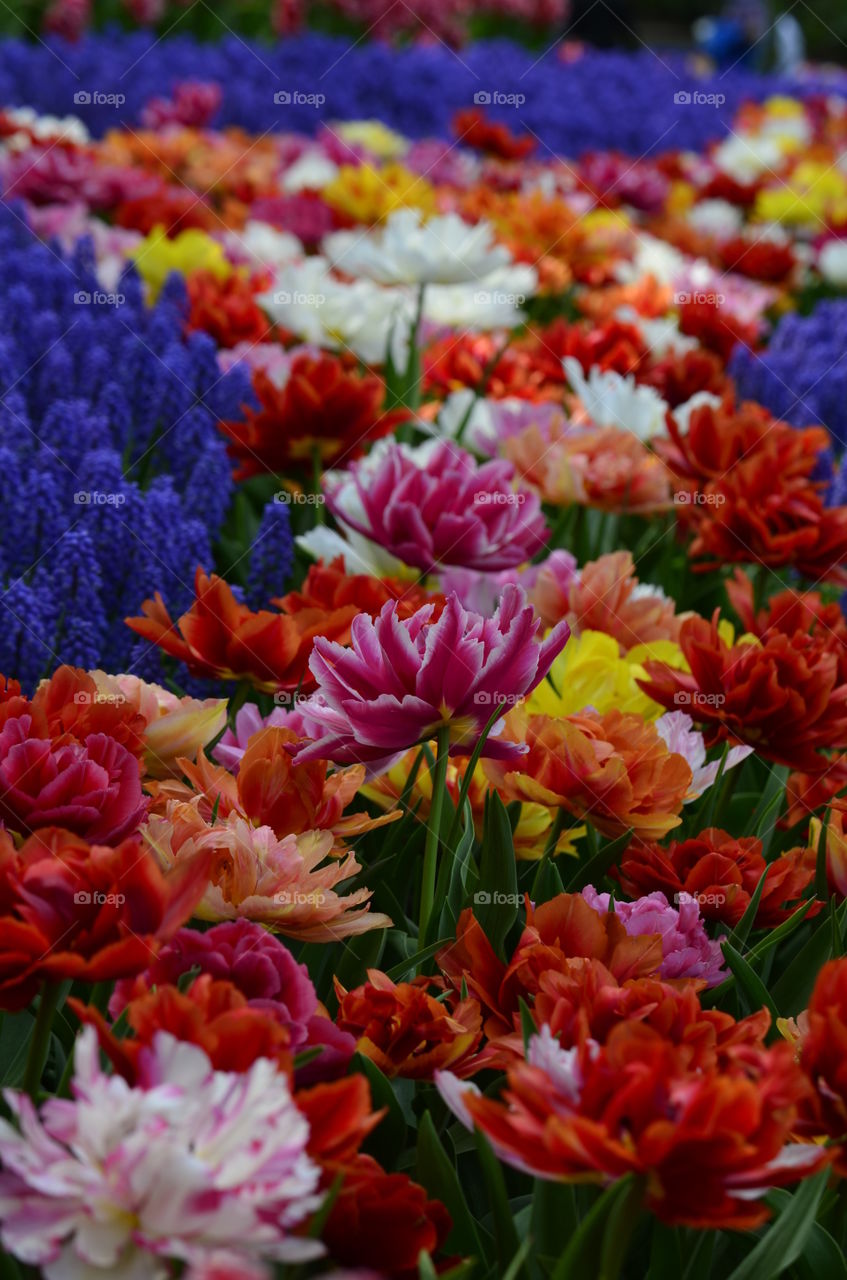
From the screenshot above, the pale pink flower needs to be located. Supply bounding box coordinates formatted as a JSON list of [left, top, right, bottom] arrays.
[[581, 885, 726, 986], [143, 799, 391, 942], [654, 710, 753, 801], [0, 1027, 323, 1278]]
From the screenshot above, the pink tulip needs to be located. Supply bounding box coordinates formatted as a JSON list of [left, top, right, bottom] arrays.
[[295, 585, 569, 770], [324, 440, 549, 573]]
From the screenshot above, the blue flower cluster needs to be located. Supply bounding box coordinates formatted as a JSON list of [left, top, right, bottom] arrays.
[[0, 32, 837, 156], [0, 205, 261, 690], [729, 300, 847, 450]]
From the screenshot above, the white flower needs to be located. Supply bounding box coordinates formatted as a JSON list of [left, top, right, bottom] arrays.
[[711, 133, 784, 184], [685, 199, 745, 238], [258, 258, 414, 367], [280, 149, 340, 193], [228, 221, 303, 272], [654, 710, 753, 801], [616, 306, 698, 359], [424, 262, 537, 329], [563, 357, 668, 441], [616, 233, 687, 287], [819, 239, 847, 286], [323, 208, 512, 285], [0, 1028, 324, 1279]]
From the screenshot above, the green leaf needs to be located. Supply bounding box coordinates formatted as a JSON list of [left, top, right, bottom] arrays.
[[551, 1175, 642, 1280], [385, 938, 451, 983], [502, 1237, 532, 1280], [753, 765, 789, 852], [564, 828, 633, 893], [724, 1171, 830, 1280], [333, 929, 386, 994], [727, 868, 768, 949], [531, 1180, 578, 1261], [416, 1112, 484, 1259], [352, 1053, 407, 1169], [475, 793, 519, 956], [721, 941, 779, 1021], [474, 1129, 522, 1275], [530, 853, 566, 903], [518, 998, 536, 1055], [768, 1191, 847, 1280], [770, 912, 835, 1016]]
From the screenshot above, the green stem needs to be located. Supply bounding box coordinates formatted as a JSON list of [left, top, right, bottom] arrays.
[[444, 700, 508, 853], [418, 725, 450, 946], [23, 982, 62, 1099]]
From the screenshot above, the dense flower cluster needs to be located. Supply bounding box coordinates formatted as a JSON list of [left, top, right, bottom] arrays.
[[2, 35, 847, 1280]]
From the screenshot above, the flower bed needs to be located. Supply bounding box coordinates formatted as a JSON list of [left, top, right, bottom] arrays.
[[0, 32, 847, 1280]]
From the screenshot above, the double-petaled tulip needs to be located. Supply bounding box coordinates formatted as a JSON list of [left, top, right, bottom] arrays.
[[110, 918, 355, 1084], [438, 1022, 824, 1227], [0, 714, 146, 845], [798, 959, 847, 1171], [221, 353, 409, 480], [532, 549, 682, 649], [294, 586, 569, 770], [71, 974, 294, 1080], [335, 969, 481, 1079], [323, 440, 549, 574], [617, 827, 818, 928], [127, 566, 357, 694], [149, 726, 399, 845], [143, 799, 391, 942], [0, 1027, 324, 1276], [0, 826, 211, 1010], [486, 709, 693, 841], [638, 610, 847, 770]]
